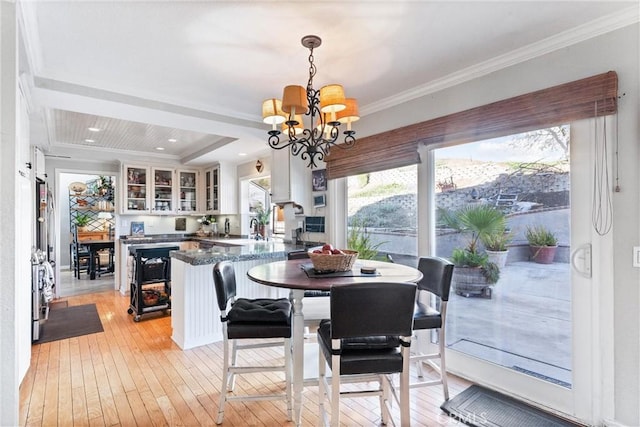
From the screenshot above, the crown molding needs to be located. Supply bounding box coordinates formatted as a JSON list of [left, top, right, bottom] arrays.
[[363, 6, 639, 116]]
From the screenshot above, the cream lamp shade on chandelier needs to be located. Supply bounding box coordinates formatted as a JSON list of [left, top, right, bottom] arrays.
[[262, 35, 359, 168]]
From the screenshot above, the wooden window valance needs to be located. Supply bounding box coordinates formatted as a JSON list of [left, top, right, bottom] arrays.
[[325, 71, 618, 179]]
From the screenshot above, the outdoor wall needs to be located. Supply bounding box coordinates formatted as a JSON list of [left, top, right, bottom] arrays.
[[355, 23, 640, 426]]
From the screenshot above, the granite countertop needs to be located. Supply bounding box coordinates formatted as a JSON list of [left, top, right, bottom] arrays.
[[119, 233, 322, 265], [170, 241, 306, 265]]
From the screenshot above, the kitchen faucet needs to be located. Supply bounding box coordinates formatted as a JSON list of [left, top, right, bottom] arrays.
[[249, 218, 258, 236]]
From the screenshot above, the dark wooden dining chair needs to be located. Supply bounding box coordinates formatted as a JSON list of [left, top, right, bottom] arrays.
[[71, 225, 90, 279], [317, 281, 417, 427], [410, 256, 455, 400], [212, 260, 292, 424]]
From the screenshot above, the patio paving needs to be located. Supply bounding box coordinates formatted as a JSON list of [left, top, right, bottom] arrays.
[[446, 260, 572, 387]]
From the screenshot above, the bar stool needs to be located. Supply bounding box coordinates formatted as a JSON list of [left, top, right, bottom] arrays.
[[212, 261, 293, 424], [317, 282, 417, 427], [410, 256, 455, 400]]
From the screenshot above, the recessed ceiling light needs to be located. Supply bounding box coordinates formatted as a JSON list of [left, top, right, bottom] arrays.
[[238, 152, 247, 156], [168, 138, 177, 143], [156, 147, 165, 151], [84, 139, 95, 143], [88, 127, 101, 132]]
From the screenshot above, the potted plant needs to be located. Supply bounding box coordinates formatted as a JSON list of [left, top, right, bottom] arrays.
[[197, 215, 216, 236], [75, 214, 91, 232], [254, 204, 272, 238], [440, 204, 505, 298], [525, 225, 558, 264], [481, 227, 513, 269]]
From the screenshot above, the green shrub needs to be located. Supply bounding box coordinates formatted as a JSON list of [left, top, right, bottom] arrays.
[[347, 219, 386, 260]]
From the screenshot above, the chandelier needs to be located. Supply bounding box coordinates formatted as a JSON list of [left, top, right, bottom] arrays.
[[262, 35, 359, 169]]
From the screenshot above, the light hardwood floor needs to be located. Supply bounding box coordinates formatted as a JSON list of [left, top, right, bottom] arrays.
[[20, 289, 471, 426]]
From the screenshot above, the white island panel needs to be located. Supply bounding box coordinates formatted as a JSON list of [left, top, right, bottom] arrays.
[[171, 257, 288, 350]]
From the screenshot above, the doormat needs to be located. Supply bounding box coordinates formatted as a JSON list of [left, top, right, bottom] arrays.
[[440, 385, 579, 427], [37, 304, 104, 344]]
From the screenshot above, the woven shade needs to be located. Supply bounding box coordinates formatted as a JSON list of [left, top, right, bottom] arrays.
[[282, 85, 309, 115], [262, 99, 285, 124], [320, 84, 346, 113], [326, 71, 618, 180]]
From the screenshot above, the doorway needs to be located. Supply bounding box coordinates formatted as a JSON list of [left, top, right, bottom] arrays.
[[429, 121, 608, 423], [57, 171, 116, 297]]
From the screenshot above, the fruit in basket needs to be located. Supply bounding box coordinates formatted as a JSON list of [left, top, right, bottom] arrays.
[[307, 247, 359, 272]]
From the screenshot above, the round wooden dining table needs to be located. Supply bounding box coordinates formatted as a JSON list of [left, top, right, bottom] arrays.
[[247, 258, 423, 427]]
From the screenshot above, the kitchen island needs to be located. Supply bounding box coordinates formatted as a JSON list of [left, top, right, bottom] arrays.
[[169, 240, 303, 350]]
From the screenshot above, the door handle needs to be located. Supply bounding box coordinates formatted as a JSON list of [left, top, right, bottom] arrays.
[[571, 243, 592, 278]]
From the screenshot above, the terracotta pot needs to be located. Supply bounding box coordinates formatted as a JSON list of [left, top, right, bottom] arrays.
[[529, 245, 557, 264]]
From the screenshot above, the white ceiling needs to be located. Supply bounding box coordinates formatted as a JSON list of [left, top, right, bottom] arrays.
[[18, 1, 638, 167]]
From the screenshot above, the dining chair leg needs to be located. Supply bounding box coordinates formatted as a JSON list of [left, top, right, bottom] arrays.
[[284, 337, 293, 421], [318, 346, 327, 427], [229, 339, 238, 391], [400, 345, 411, 426], [217, 335, 230, 425], [439, 327, 449, 401], [380, 374, 390, 426], [331, 354, 340, 427]]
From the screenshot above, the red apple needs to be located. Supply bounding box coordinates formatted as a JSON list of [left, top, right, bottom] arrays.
[[312, 249, 322, 254], [331, 249, 343, 255], [322, 249, 332, 255], [322, 243, 334, 252]]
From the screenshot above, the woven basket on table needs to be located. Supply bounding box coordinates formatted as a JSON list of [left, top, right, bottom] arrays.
[[308, 249, 358, 272]]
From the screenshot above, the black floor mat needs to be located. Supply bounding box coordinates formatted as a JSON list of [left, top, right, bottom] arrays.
[[441, 385, 579, 427], [37, 304, 104, 344]]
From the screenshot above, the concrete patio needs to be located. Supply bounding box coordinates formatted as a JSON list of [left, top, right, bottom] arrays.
[[446, 260, 572, 387]]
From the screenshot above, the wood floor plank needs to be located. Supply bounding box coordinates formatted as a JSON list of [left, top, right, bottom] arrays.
[[20, 281, 472, 427]]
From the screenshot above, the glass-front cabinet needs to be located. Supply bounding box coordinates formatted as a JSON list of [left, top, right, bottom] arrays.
[[177, 170, 199, 213], [124, 165, 149, 213], [152, 167, 174, 213], [205, 167, 219, 213]]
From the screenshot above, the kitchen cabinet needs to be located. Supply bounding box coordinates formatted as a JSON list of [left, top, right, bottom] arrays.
[[123, 165, 201, 215], [123, 165, 150, 213], [204, 163, 237, 214], [151, 167, 175, 213], [177, 169, 200, 214], [271, 149, 306, 204], [204, 167, 219, 213]]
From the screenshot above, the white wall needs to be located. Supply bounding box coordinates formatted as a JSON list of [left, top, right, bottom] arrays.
[[356, 23, 640, 426], [1, 2, 21, 424]]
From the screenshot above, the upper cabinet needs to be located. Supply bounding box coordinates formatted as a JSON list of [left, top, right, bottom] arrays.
[[121, 163, 230, 215], [122, 164, 204, 215], [271, 149, 306, 205], [204, 167, 219, 213], [152, 167, 175, 213], [204, 163, 237, 214], [177, 170, 200, 214], [123, 165, 149, 213]]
